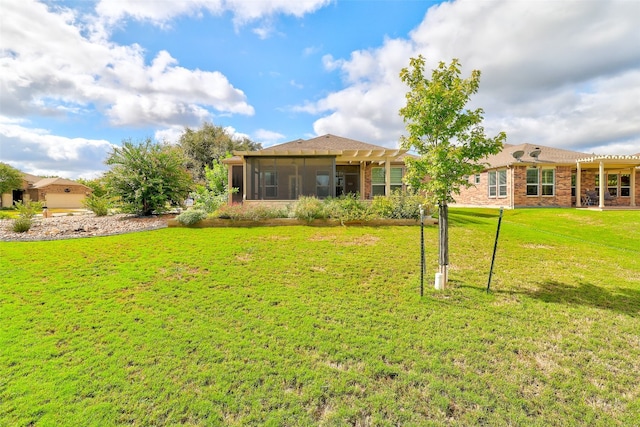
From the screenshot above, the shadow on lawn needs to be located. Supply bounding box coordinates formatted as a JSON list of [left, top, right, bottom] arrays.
[[521, 280, 640, 317], [447, 211, 497, 226]]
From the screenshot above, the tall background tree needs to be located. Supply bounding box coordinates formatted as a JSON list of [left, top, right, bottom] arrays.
[[399, 55, 506, 288], [104, 138, 193, 216], [0, 163, 24, 207], [178, 122, 262, 182]]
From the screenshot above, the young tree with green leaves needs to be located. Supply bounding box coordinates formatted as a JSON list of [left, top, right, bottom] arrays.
[[104, 138, 193, 216], [0, 163, 24, 207], [189, 159, 237, 214], [178, 122, 261, 182], [399, 56, 506, 288]]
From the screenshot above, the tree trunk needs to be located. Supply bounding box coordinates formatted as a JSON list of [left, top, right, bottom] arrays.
[[438, 202, 449, 287]]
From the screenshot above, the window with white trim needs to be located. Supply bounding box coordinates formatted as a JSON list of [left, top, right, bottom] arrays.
[[607, 174, 618, 197], [621, 174, 631, 197], [571, 173, 576, 197], [498, 170, 507, 197], [372, 167, 386, 196], [488, 170, 507, 198], [526, 168, 539, 196], [372, 167, 404, 196], [488, 171, 497, 197], [541, 169, 555, 196], [390, 167, 403, 192], [474, 174, 481, 184]]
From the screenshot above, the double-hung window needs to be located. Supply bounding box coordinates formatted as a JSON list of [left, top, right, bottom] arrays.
[[488, 171, 497, 197], [541, 169, 555, 196], [371, 168, 386, 196], [607, 174, 618, 197], [498, 170, 507, 197], [488, 170, 507, 198], [371, 167, 403, 196], [526, 168, 539, 196], [621, 174, 631, 197], [390, 167, 403, 192]]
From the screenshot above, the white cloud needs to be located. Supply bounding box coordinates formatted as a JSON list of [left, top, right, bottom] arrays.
[[302, 0, 640, 153], [155, 126, 185, 145], [254, 129, 285, 147], [0, 116, 115, 179], [224, 126, 251, 142], [0, 1, 254, 129], [95, 0, 332, 33]]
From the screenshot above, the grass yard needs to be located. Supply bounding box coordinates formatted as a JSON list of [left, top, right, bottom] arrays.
[[1, 208, 639, 426]]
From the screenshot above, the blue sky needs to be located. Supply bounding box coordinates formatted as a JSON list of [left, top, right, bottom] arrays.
[[1, 0, 639, 179]]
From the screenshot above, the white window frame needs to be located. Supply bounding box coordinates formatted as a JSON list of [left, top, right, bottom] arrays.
[[526, 168, 539, 196], [620, 174, 631, 197], [498, 170, 507, 197], [488, 170, 507, 198], [541, 168, 555, 196], [390, 167, 403, 193], [372, 167, 386, 196]]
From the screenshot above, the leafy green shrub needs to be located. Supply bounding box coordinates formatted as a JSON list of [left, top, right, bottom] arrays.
[[370, 195, 394, 218], [293, 196, 327, 223], [12, 216, 32, 233], [82, 194, 112, 216], [190, 184, 228, 214], [371, 189, 430, 219], [0, 211, 12, 220], [175, 209, 208, 226], [14, 200, 42, 218], [324, 193, 371, 222]]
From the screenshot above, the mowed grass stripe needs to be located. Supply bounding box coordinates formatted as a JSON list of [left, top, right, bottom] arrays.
[[1, 209, 639, 426]]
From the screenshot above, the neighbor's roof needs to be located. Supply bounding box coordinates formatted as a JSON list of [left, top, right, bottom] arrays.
[[22, 172, 42, 185], [30, 177, 91, 190], [484, 143, 591, 169], [229, 134, 408, 163]]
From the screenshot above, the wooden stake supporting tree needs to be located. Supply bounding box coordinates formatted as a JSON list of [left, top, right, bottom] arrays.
[[399, 56, 506, 289]]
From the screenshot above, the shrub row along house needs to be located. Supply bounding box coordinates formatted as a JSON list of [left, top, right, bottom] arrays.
[[224, 135, 640, 209], [1, 172, 92, 209]]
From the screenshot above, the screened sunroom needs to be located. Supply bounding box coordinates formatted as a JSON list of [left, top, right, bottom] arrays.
[[223, 134, 411, 205]]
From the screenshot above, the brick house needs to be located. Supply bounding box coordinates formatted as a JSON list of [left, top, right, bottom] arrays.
[[1, 172, 92, 209], [222, 134, 412, 205], [453, 143, 640, 209]]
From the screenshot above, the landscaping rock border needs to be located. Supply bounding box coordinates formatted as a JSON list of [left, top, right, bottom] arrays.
[[0, 213, 172, 242]]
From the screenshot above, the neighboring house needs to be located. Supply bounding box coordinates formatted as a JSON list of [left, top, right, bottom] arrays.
[[1, 172, 92, 209], [453, 143, 640, 209], [222, 134, 412, 205]]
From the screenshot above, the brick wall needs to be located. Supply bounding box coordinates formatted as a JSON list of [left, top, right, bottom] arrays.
[[453, 171, 510, 207], [456, 166, 640, 208]]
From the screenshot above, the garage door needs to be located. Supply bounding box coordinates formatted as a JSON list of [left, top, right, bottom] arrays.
[[44, 193, 86, 209]]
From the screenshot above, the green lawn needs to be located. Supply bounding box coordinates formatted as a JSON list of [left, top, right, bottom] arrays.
[[1, 208, 639, 426]]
